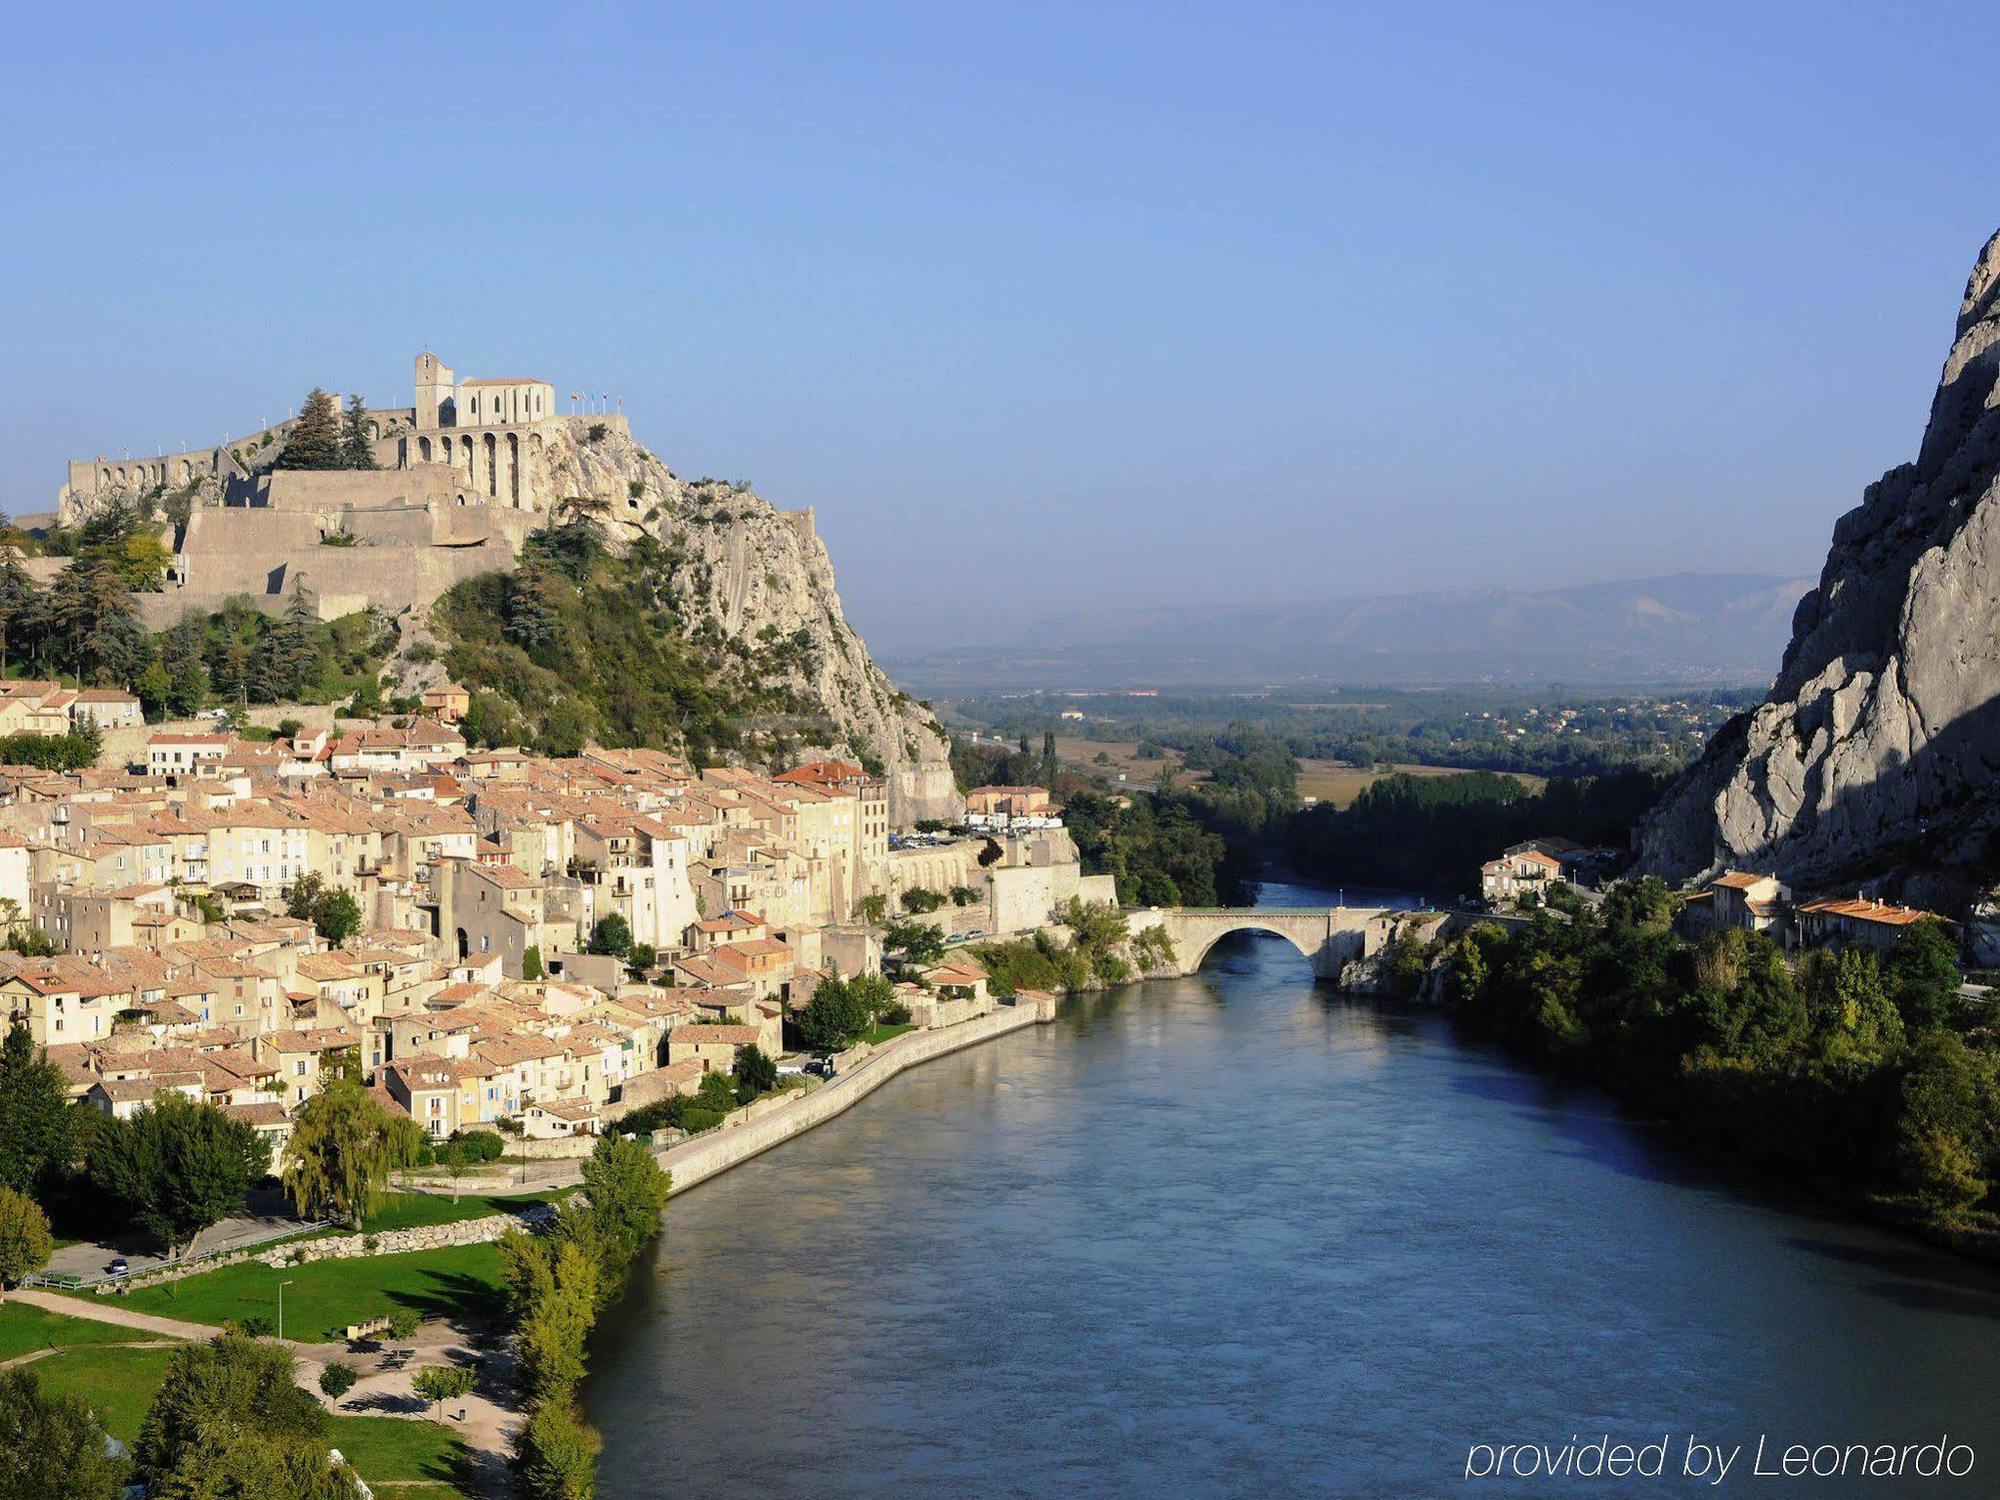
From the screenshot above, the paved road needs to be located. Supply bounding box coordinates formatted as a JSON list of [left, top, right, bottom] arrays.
[[43, 1184, 316, 1280]]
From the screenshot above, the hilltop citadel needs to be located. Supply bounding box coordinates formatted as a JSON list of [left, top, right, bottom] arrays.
[[58, 353, 822, 629]]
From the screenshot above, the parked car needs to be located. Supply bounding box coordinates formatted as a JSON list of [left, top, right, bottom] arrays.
[[107, 1256, 129, 1276]]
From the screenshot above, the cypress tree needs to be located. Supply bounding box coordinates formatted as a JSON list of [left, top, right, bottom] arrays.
[[283, 388, 341, 471]]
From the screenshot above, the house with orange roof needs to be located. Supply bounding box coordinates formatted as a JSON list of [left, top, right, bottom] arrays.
[[1797, 895, 1945, 955]]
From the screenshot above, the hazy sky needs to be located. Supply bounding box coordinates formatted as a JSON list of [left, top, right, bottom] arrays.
[[1, 3, 1992, 650]]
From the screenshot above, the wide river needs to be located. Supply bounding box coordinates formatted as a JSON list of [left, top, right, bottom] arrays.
[[587, 882, 2000, 1497]]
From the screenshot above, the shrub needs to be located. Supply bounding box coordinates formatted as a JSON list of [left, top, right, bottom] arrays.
[[237, 1314, 275, 1337], [318, 1362, 357, 1400], [586, 423, 607, 443], [451, 1129, 506, 1163], [386, 1309, 421, 1340]]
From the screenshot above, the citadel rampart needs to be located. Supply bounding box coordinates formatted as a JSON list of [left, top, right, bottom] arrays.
[[139, 461, 541, 627]]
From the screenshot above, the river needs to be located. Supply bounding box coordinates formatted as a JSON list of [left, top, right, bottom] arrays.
[[586, 882, 2000, 1497]]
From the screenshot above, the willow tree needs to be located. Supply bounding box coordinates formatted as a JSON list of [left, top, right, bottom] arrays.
[[281, 1080, 403, 1228]]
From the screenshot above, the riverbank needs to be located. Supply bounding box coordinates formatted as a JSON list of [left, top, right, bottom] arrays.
[[584, 924, 2000, 1499], [663, 998, 1055, 1196]]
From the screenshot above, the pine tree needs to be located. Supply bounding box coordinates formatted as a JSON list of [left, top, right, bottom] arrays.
[[340, 394, 378, 470], [264, 580, 321, 700], [0, 552, 36, 676], [283, 388, 342, 471]]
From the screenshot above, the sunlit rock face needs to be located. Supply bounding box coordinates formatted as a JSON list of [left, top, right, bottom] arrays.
[[1638, 227, 2000, 905]]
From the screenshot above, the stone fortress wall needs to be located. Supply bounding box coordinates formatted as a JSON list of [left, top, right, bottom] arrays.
[[66, 353, 590, 625]]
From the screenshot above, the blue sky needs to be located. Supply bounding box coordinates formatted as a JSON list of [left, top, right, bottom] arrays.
[[0, 2, 1991, 648]]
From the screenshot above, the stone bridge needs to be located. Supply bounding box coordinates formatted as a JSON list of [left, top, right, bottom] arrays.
[[1128, 906, 1408, 980]]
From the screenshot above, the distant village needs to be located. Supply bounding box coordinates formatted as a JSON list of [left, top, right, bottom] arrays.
[[0, 684, 1105, 1163]]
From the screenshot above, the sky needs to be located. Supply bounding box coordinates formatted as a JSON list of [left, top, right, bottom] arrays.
[[1, 2, 1993, 651]]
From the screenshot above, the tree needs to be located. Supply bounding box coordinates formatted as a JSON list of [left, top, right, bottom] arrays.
[[281, 1081, 398, 1229], [339, 395, 378, 471], [412, 1363, 476, 1420], [515, 1396, 601, 1500], [87, 1093, 260, 1257], [586, 914, 632, 958], [794, 972, 874, 1051], [135, 1333, 353, 1499], [580, 1135, 669, 1264], [439, 1138, 471, 1204], [313, 888, 362, 947], [0, 1019, 78, 1194], [733, 1044, 778, 1103], [286, 873, 363, 947], [265, 580, 322, 701], [900, 887, 944, 914], [0, 1367, 125, 1500], [882, 920, 944, 967], [1885, 918, 1961, 1033], [318, 1361, 358, 1401], [1800, 947, 1905, 1061], [0, 1186, 54, 1292], [523, 945, 545, 980], [859, 893, 888, 925], [506, 1234, 600, 1405], [161, 614, 210, 717], [949, 885, 979, 907], [0, 552, 38, 677], [283, 388, 343, 471], [115, 529, 173, 590]]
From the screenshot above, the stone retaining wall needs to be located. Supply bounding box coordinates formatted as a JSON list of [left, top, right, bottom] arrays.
[[661, 999, 1053, 1197], [94, 1201, 559, 1294]]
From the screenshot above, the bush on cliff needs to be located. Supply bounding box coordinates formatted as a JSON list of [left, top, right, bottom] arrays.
[[430, 534, 800, 764]]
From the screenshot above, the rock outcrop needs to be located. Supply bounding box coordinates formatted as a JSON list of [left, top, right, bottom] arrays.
[[1637, 228, 2000, 904], [411, 416, 960, 823]]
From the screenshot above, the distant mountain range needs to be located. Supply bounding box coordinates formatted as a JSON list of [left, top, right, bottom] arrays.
[[883, 572, 1812, 692]]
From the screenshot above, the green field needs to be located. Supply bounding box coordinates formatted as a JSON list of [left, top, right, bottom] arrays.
[[327, 1413, 469, 1487], [22, 1344, 473, 1495], [363, 1187, 565, 1234], [62, 1242, 508, 1341], [0, 1300, 157, 1360], [27, 1344, 182, 1443], [860, 1022, 918, 1045]]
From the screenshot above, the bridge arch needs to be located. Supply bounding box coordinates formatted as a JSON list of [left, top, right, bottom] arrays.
[[1141, 906, 1394, 981], [1178, 918, 1325, 972]]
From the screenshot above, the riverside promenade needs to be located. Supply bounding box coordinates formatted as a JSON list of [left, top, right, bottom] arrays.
[[399, 997, 1056, 1199]]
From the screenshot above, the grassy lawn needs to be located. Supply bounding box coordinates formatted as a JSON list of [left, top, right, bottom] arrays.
[[861, 1021, 917, 1045], [61, 1242, 508, 1342], [0, 1300, 160, 1360], [26, 1346, 474, 1497], [363, 1187, 564, 1234], [327, 1413, 467, 1487], [28, 1344, 180, 1443]]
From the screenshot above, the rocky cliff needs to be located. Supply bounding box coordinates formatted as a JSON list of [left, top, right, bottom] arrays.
[[1637, 228, 2000, 905], [417, 415, 960, 823]]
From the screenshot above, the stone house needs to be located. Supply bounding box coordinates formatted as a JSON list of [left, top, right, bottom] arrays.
[[1706, 871, 1791, 938], [1796, 896, 1942, 955]]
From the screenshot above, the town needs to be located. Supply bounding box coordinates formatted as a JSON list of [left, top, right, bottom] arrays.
[[0, 711, 1109, 1153]]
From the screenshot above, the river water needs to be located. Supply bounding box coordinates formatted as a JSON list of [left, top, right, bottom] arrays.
[[587, 883, 2000, 1497]]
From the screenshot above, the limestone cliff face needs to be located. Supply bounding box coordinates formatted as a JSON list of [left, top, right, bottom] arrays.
[[1637, 229, 2000, 902], [531, 417, 959, 823]]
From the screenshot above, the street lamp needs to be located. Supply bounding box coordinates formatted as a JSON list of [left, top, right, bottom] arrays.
[[278, 1278, 295, 1341]]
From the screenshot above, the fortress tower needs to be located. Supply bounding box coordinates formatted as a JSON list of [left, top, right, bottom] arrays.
[[415, 351, 457, 429]]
